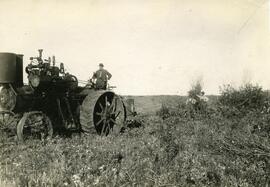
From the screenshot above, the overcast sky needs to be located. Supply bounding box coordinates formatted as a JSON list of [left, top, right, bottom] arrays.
[[0, 0, 269, 95]]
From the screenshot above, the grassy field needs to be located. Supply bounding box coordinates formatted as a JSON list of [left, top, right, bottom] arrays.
[[0, 95, 270, 187], [130, 95, 219, 114], [129, 95, 185, 114]]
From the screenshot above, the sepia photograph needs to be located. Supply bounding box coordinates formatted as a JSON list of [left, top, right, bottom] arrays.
[[0, 0, 270, 186]]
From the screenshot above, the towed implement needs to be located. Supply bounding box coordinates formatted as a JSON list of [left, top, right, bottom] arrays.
[[0, 49, 136, 141]]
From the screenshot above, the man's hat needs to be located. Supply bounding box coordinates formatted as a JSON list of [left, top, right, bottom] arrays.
[[99, 63, 104, 67]]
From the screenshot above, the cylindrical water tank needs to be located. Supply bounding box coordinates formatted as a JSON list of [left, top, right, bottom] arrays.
[[0, 53, 17, 83]]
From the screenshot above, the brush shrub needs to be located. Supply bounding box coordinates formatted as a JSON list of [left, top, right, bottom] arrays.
[[218, 83, 269, 116]]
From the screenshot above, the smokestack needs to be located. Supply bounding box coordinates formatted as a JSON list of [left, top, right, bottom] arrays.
[[38, 49, 43, 58], [52, 56, 56, 66]]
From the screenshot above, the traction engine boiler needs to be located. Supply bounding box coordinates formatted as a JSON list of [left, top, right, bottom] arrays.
[[0, 49, 135, 141]]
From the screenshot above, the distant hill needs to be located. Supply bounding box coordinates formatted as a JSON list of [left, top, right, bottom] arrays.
[[123, 95, 182, 114], [125, 95, 219, 115]]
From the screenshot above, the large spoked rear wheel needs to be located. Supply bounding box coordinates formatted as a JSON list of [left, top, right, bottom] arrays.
[[80, 91, 126, 135], [17, 112, 53, 142]]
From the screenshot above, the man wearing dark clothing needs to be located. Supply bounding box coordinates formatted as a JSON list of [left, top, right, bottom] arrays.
[[92, 63, 112, 90]]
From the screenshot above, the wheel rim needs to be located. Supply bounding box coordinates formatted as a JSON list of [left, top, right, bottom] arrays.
[[17, 112, 53, 142], [94, 93, 126, 135], [0, 111, 17, 138], [0, 84, 16, 111], [0, 111, 15, 127]]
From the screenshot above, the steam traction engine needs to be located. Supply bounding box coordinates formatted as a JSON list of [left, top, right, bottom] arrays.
[[0, 50, 135, 141]]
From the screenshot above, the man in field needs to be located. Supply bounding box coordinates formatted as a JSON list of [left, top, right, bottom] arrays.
[[91, 63, 112, 90]]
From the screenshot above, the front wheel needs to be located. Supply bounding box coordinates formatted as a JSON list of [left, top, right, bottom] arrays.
[[17, 112, 53, 142]]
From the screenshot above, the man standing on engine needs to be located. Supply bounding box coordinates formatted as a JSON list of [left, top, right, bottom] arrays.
[[91, 63, 112, 90]]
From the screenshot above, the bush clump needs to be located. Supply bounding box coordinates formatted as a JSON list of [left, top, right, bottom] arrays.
[[218, 83, 270, 117]]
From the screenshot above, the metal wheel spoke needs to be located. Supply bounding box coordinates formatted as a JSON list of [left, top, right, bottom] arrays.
[[1, 113, 6, 124], [106, 125, 111, 134], [108, 97, 116, 112], [99, 103, 104, 111], [95, 112, 103, 116], [6, 115, 10, 125], [104, 124, 109, 134], [111, 110, 121, 116], [109, 118, 116, 124], [96, 118, 104, 126], [101, 120, 107, 136], [115, 111, 121, 119], [5, 119, 13, 127], [105, 96, 108, 104], [104, 96, 109, 112]]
